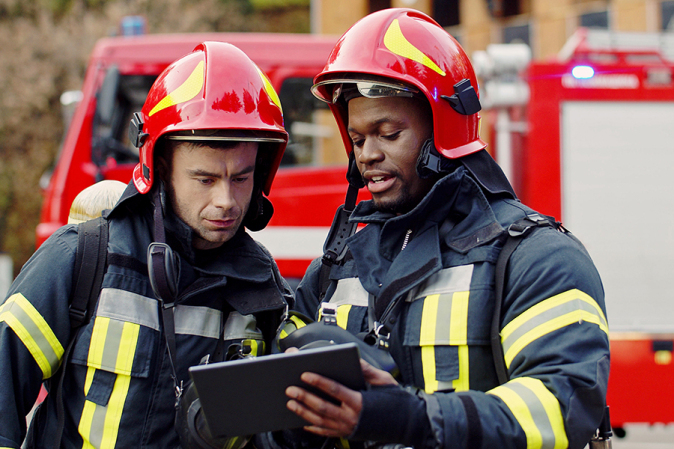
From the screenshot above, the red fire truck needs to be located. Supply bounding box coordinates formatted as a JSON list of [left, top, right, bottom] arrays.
[[37, 29, 371, 285], [480, 28, 674, 434], [39, 24, 674, 434]]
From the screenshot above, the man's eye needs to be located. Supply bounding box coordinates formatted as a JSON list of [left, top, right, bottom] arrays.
[[351, 138, 364, 148], [383, 131, 401, 140], [198, 178, 214, 185], [233, 176, 250, 183]]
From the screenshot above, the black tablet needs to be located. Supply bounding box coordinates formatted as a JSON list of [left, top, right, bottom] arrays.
[[188, 342, 366, 438]]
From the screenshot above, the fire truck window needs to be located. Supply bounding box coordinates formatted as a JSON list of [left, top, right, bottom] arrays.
[[277, 77, 330, 166], [92, 73, 154, 166], [579, 10, 609, 29]]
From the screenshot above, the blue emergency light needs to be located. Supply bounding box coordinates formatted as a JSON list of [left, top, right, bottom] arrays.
[[120, 16, 147, 36]]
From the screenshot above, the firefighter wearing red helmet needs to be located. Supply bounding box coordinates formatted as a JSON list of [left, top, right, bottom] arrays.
[[0, 41, 292, 448], [280, 9, 609, 449]]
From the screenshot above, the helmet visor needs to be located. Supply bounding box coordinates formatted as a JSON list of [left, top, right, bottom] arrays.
[[164, 129, 286, 143], [312, 78, 419, 104]]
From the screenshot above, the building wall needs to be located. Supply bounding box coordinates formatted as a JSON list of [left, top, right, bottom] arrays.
[[312, 0, 672, 58]]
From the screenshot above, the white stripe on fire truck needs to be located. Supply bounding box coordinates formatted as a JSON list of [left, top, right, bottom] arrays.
[[250, 226, 331, 259]]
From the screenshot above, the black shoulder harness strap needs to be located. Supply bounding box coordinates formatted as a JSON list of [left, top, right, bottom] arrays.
[[318, 151, 363, 300], [70, 216, 110, 328], [491, 213, 560, 385], [53, 216, 109, 449]]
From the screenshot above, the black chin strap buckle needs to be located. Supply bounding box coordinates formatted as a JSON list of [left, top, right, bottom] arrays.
[[416, 138, 444, 179]]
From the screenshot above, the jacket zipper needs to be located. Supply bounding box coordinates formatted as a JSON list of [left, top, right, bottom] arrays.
[[401, 229, 412, 251]]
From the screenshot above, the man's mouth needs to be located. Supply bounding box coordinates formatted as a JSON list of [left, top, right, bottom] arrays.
[[206, 218, 237, 229], [366, 174, 395, 193]]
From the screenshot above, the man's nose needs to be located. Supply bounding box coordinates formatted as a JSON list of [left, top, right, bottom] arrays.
[[357, 139, 384, 166], [212, 182, 237, 209]]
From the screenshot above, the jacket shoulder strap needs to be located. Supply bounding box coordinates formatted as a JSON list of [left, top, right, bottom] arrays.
[[491, 213, 558, 385]]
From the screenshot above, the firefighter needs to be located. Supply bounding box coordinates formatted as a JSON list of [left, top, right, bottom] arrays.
[[0, 41, 292, 448], [281, 8, 609, 449]]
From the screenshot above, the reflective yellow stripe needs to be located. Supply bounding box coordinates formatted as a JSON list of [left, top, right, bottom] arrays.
[[0, 293, 63, 379], [501, 289, 608, 368], [419, 292, 470, 392], [79, 317, 140, 448], [420, 294, 439, 393], [383, 19, 446, 76], [450, 291, 469, 391], [449, 291, 469, 345], [256, 66, 282, 111], [336, 304, 352, 329], [488, 377, 568, 449], [149, 60, 204, 116]]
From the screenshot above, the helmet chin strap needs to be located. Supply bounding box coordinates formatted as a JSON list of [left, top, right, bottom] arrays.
[[416, 136, 456, 179]]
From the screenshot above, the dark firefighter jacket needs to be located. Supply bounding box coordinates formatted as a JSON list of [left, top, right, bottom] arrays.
[[293, 165, 609, 449], [0, 183, 292, 448]]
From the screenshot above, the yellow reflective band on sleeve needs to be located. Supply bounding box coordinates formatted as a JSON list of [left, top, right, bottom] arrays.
[[420, 292, 470, 392], [0, 293, 64, 379], [79, 317, 140, 448], [384, 19, 446, 77], [149, 60, 205, 116], [336, 304, 352, 330], [488, 377, 568, 449], [501, 289, 608, 368]]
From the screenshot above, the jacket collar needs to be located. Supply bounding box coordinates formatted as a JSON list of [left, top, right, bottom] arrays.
[[350, 165, 505, 255]]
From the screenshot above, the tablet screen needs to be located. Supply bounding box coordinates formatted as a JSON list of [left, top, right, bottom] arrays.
[[189, 342, 365, 437]]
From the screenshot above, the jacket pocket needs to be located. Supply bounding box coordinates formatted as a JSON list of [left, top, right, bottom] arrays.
[[403, 265, 491, 393], [70, 288, 158, 405]]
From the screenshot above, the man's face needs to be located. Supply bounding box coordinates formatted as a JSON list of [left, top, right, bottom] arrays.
[[165, 141, 258, 250], [348, 96, 435, 214]]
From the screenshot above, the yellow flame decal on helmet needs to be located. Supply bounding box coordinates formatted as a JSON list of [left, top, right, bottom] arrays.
[[256, 66, 282, 113], [149, 61, 205, 116], [384, 19, 446, 77]]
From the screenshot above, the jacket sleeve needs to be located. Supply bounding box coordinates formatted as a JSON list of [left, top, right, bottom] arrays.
[[0, 225, 78, 447], [424, 228, 609, 449]]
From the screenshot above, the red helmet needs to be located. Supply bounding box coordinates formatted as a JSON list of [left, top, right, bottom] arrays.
[[311, 8, 486, 160], [130, 41, 288, 195]]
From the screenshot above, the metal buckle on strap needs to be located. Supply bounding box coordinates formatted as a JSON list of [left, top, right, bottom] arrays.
[[373, 322, 391, 349], [320, 303, 338, 326], [507, 213, 549, 237]]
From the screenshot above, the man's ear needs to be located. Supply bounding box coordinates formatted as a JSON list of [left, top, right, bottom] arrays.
[[155, 155, 170, 183]]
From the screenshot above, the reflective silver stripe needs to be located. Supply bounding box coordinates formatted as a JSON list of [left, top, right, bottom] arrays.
[[175, 305, 222, 339], [488, 377, 568, 449], [98, 288, 223, 338], [411, 265, 473, 300], [223, 311, 262, 340], [0, 293, 63, 379], [329, 278, 369, 307], [97, 289, 159, 331], [501, 289, 608, 367], [88, 317, 125, 373], [506, 381, 557, 449], [502, 295, 604, 356]]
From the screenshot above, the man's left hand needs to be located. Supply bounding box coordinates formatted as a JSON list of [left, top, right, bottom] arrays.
[[285, 359, 397, 437]]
